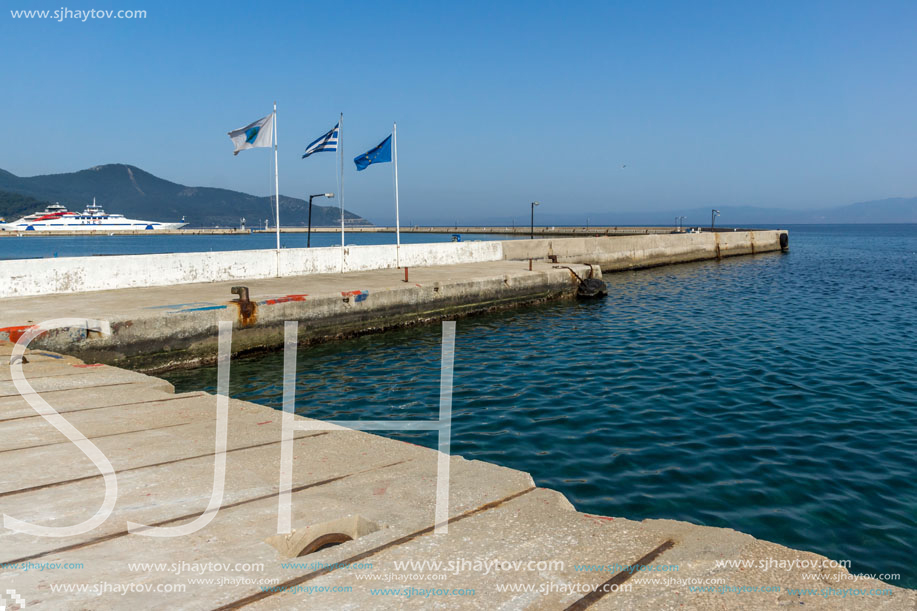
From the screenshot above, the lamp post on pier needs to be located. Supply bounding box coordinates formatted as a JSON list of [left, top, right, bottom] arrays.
[[530, 201, 540, 239], [307, 193, 334, 247], [711, 209, 720, 230]]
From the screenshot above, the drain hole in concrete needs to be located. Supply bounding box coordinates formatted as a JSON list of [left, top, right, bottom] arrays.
[[265, 515, 379, 559], [301, 532, 353, 555]]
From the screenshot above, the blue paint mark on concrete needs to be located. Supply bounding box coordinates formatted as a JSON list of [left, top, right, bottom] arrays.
[[145, 302, 216, 310], [355, 290, 369, 303], [170, 305, 227, 313]]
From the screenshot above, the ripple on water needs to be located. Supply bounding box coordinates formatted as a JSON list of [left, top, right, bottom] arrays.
[[164, 225, 917, 588]]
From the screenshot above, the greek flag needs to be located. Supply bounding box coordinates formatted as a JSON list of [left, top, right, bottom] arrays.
[[302, 123, 339, 158]]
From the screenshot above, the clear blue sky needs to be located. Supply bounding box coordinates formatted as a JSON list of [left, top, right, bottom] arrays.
[[3, 0, 916, 224]]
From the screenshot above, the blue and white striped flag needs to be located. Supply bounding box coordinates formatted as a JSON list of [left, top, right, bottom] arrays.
[[302, 123, 339, 158]]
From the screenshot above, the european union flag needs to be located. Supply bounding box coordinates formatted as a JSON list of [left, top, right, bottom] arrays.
[[354, 135, 392, 171]]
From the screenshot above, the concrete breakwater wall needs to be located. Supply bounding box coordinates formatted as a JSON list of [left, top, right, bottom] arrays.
[[0, 230, 785, 299], [0, 240, 503, 299], [504, 230, 786, 270]]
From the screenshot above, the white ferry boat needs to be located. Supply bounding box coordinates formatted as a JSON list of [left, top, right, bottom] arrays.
[[0, 199, 187, 232]]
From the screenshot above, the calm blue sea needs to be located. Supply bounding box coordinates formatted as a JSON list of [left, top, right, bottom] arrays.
[[0, 231, 518, 260], [161, 224, 917, 588]]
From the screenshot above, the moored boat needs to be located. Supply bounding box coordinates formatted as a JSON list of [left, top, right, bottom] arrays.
[[0, 199, 187, 231]]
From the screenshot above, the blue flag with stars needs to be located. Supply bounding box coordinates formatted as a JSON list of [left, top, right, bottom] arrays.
[[354, 135, 392, 171]]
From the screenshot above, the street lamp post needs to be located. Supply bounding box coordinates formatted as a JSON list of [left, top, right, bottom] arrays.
[[711, 209, 720, 230], [307, 193, 335, 247], [531, 201, 540, 239]]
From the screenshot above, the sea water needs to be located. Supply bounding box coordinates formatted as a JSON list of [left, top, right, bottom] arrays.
[[0, 231, 519, 260], [163, 225, 917, 587]]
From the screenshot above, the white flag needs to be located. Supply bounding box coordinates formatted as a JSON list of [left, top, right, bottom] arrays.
[[228, 113, 274, 156]]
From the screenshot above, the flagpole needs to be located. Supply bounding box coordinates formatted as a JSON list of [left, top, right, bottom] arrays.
[[339, 112, 345, 273], [393, 122, 401, 267], [273, 101, 280, 251]]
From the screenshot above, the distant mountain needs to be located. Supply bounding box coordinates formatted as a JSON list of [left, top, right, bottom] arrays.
[[3, 165, 914, 228], [597, 198, 917, 225], [0, 190, 51, 221], [0, 164, 370, 228], [463, 198, 917, 227], [818, 197, 917, 224]]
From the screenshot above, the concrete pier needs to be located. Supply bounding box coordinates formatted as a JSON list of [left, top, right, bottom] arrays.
[[0, 231, 785, 298], [0, 232, 788, 372], [6, 230, 906, 609], [0, 260, 594, 372], [271, 225, 681, 236], [0, 227, 255, 237], [0, 340, 911, 610], [0, 225, 729, 238]]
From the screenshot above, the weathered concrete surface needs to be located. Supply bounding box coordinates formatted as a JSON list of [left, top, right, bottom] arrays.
[[0, 260, 595, 372], [501, 230, 786, 272], [0, 240, 505, 298], [0, 232, 785, 298], [0, 341, 910, 610]]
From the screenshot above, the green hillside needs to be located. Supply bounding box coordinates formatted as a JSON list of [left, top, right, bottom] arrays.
[[0, 165, 370, 228], [0, 190, 52, 221]]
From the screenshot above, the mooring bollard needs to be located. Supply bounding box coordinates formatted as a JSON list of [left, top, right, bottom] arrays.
[[404, 267, 409, 282]]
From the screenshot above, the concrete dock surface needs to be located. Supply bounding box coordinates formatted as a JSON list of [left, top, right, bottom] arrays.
[[0, 260, 599, 372], [0, 339, 912, 610]]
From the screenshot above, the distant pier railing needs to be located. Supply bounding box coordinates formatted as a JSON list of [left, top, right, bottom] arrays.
[[269, 225, 679, 236], [0, 224, 764, 238]]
